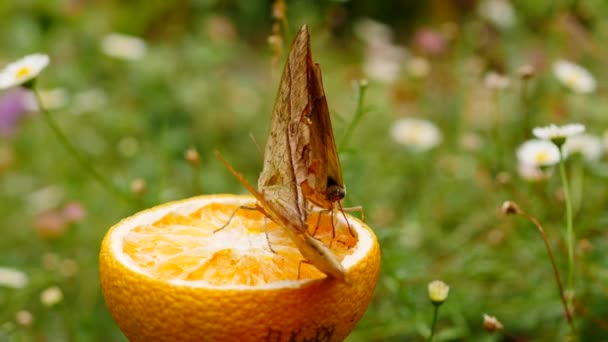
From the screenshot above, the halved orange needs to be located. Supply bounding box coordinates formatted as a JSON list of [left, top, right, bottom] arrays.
[[99, 194, 381, 342]]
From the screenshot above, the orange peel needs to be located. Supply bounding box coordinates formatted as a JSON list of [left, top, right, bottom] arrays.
[[99, 194, 380, 341]]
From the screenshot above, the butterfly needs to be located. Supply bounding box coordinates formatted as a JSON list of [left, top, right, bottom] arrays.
[[288, 39, 346, 211], [284, 25, 357, 237], [215, 25, 346, 280]]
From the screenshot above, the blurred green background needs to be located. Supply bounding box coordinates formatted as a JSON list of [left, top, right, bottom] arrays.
[[1, 0, 608, 341]]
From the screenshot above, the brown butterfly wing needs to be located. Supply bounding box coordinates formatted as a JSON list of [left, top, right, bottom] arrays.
[[288, 27, 345, 209], [310, 63, 345, 203], [257, 24, 311, 222]]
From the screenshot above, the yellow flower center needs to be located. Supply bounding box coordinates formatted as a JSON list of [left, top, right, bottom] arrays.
[[405, 130, 422, 143], [564, 73, 581, 88], [535, 151, 549, 163], [15, 66, 31, 79]]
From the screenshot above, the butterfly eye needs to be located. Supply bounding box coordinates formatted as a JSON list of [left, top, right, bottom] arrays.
[[326, 184, 346, 202]]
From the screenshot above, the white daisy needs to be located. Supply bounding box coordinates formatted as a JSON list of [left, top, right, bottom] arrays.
[[459, 132, 483, 151], [15, 310, 34, 326], [71, 88, 107, 114], [0, 267, 28, 289], [405, 56, 431, 78], [26, 185, 65, 215], [553, 60, 596, 94], [516, 139, 560, 167], [0, 54, 49, 89], [100, 33, 147, 61], [390, 118, 442, 151], [484, 71, 510, 89], [353, 18, 393, 45], [517, 163, 551, 182], [478, 0, 516, 29], [356, 18, 406, 84], [363, 41, 407, 84], [563, 133, 602, 161], [40, 286, 63, 307], [533, 123, 585, 142]]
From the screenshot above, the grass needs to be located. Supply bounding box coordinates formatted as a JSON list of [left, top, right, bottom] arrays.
[[1, 1, 608, 341]]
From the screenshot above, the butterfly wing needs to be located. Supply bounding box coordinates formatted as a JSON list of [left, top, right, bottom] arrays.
[[310, 63, 346, 202], [258, 24, 311, 218], [288, 26, 346, 209]]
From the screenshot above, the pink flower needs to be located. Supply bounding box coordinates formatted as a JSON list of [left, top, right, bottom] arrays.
[[0, 88, 34, 137], [413, 28, 446, 56], [33, 211, 67, 239], [62, 202, 87, 223]]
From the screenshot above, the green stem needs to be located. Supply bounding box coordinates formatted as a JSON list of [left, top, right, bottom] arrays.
[[34, 88, 137, 206], [519, 210, 576, 334], [493, 90, 503, 173], [558, 149, 575, 298], [281, 17, 291, 48], [570, 161, 583, 216], [157, 113, 169, 203], [340, 80, 368, 148], [427, 305, 440, 342], [570, 0, 580, 11], [519, 78, 531, 139], [191, 163, 202, 195]]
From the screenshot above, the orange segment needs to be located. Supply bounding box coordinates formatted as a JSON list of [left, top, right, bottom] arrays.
[[99, 194, 380, 342], [122, 201, 355, 285]]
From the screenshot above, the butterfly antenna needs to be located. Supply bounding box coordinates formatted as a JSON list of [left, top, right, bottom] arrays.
[[249, 132, 264, 161], [214, 206, 241, 233], [214, 205, 258, 233]]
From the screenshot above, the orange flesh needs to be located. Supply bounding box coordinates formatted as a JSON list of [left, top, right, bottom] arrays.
[[122, 203, 357, 286]]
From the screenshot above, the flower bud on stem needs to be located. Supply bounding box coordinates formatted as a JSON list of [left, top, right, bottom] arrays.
[[502, 201, 576, 336], [185, 147, 202, 195]]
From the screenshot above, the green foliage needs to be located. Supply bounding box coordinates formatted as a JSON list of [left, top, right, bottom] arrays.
[[1, 1, 608, 341]]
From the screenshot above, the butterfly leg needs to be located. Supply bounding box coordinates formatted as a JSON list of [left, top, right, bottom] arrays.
[[312, 204, 361, 239], [312, 208, 332, 237], [213, 205, 257, 233], [338, 203, 365, 237], [310, 209, 340, 249], [297, 259, 313, 280], [262, 216, 277, 254]]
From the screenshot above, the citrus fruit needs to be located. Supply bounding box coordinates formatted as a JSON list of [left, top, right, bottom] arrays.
[[99, 194, 381, 342]]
